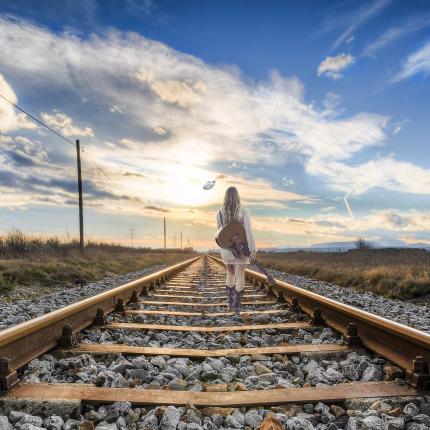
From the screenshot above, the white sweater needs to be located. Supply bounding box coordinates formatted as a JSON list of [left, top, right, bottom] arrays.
[[216, 206, 256, 264]]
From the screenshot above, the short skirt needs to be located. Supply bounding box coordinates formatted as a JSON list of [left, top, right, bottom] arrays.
[[220, 248, 250, 265]]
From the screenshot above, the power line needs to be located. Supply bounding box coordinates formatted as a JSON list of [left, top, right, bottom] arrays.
[[0, 93, 75, 147], [0, 92, 118, 189], [81, 146, 116, 186]]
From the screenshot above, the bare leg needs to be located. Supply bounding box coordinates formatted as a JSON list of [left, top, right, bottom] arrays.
[[234, 264, 246, 292], [226, 264, 235, 287], [225, 264, 235, 309], [233, 264, 246, 315]]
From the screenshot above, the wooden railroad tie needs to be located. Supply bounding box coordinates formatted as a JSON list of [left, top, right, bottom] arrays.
[[73, 343, 349, 357], [105, 321, 312, 333], [4, 381, 420, 406]]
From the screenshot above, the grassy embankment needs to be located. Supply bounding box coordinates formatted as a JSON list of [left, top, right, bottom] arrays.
[[255, 249, 430, 299], [0, 230, 196, 295]]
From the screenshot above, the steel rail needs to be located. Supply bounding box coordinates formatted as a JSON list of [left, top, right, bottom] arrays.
[[0, 256, 201, 376], [209, 255, 430, 386]]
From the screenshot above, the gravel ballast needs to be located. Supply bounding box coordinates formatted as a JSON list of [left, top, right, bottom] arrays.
[[0, 265, 166, 331], [23, 350, 393, 391], [1, 398, 430, 429], [260, 267, 430, 333]]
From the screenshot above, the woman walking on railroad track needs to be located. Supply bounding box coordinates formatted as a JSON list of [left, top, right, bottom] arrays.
[[216, 186, 256, 315]]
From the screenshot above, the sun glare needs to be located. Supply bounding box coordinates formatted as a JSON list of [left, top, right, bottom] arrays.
[[161, 164, 219, 206]]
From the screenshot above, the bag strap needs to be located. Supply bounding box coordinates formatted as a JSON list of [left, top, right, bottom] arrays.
[[219, 210, 224, 227]]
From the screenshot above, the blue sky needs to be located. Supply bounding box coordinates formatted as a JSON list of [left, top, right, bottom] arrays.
[[0, 0, 430, 249]]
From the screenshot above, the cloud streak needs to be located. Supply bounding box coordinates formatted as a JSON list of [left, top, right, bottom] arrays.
[[330, 0, 393, 50], [392, 41, 430, 82], [363, 14, 430, 57]]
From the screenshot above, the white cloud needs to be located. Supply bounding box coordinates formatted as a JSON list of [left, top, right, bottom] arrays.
[[318, 54, 355, 80], [110, 105, 123, 113], [392, 41, 430, 82], [0, 15, 430, 225], [153, 126, 168, 135], [41, 111, 94, 137], [363, 14, 430, 57], [307, 155, 430, 195], [135, 71, 205, 108], [251, 208, 430, 242], [282, 177, 295, 186], [0, 74, 37, 133]]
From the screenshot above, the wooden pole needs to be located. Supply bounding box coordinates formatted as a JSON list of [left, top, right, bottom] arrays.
[[163, 217, 166, 255], [180, 232, 182, 253], [76, 139, 84, 256]]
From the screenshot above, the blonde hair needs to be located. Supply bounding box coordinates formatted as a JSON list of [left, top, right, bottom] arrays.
[[222, 186, 241, 223]]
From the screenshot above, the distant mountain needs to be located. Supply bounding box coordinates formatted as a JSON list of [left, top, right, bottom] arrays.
[[373, 237, 407, 248], [261, 238, 430, 253], [311, 238, 430, 250], [310, 241, 361, 250]]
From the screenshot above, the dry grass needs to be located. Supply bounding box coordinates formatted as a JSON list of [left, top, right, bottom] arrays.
[[256, 249, 430, 299], [0, 230, 196, 294]]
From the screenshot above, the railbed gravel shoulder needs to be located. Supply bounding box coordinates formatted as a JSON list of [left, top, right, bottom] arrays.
[[259, 266, 430, 333], [81, 325, 344, 350], [2, 398, 430, 429], [23, 348, 395, 392], [0, 265, 166, 331]]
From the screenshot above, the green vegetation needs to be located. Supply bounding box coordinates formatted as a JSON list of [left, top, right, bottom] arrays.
[[0, 230, 196, 296], [255, 249, 430, 300]]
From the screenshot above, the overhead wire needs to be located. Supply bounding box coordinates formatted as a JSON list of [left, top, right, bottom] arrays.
[[0, 93, 75, 147], [80, 145, 117, 187], [0, 92, 119, 189]]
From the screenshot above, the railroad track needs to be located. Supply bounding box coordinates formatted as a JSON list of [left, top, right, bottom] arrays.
[[1, 255, 430, 427]]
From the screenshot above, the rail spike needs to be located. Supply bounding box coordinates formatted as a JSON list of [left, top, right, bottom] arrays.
[[291, 297, 300, 311], [58, 324, 79, 349], [94, 307, 107, 326], [0, 357, 18, 392], [115, 298, 126, 313], [406, 356, 430, 389], [311, 307, 324, 325], [343, 323, 361, 347], [130, 290, 139, 303]]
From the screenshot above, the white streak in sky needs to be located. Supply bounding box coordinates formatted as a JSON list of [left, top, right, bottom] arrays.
[[344, 191, 355, 218]]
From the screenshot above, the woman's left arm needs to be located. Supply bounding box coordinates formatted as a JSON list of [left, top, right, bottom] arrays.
[[243, 207, 256, 256]]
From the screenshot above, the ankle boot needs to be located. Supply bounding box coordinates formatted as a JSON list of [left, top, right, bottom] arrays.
[[226, 286, 235, 310], [233, 290, 244, 315]]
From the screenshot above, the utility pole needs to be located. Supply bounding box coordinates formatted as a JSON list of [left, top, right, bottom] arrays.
[[129, 227, 135, 247], [76, 139, 84, 256], [174, 234, 176, 249], [180, 232, 182, 253], [163, 217, 166, 255]]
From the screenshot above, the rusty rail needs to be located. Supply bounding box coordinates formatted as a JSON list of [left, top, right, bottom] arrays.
[[0, 255, 201, 385], [209, 255, 430, 388]]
